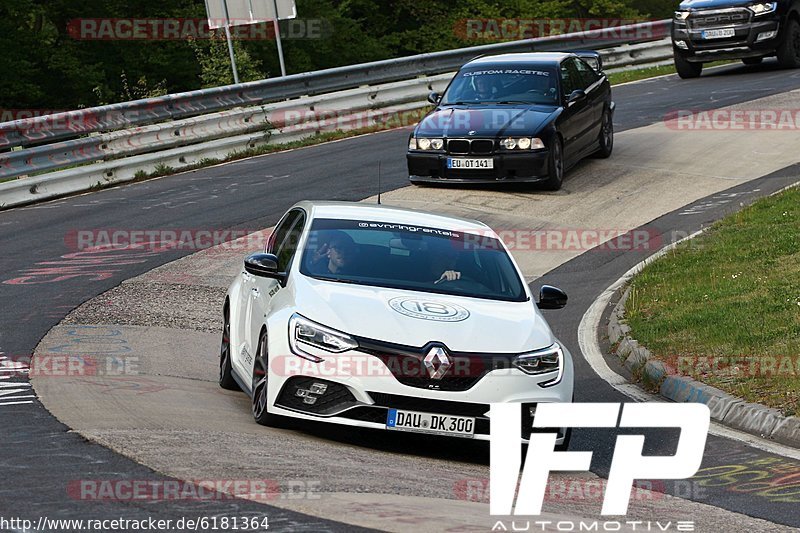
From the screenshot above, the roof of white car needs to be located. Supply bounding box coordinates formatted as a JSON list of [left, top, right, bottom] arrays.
[[296, 201, 491, 233]]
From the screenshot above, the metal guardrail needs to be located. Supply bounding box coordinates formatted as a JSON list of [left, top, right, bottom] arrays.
[[0, 19, 670, 151], [0, 21, 674, 208]]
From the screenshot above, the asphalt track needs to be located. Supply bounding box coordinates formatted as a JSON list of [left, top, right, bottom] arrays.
[[2, 60, 800, 530]]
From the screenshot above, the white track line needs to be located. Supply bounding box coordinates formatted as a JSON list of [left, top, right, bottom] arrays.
[[0, 400, 34, 407], [0, 393, 34, 399], [578, 226, 800, 461], [0, 389, 33, 397]]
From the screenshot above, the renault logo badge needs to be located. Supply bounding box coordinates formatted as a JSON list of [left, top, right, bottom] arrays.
[[423, 346, 452, 380]]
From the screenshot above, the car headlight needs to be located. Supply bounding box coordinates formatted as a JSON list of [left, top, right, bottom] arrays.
[[749, 2, 777, 15], [289, 314, 358, 362], [501, 137, 545, 150], [674, 10, 690, 20], [411, 138, 444, 150], [513, 342, 564, 387]]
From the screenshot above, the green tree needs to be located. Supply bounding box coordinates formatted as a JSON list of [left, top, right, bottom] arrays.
[[1, 0, 661, 111], [188, 32, 266, 88]]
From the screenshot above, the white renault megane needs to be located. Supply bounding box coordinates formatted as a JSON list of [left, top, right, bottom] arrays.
[[220, 201, 574, 446]]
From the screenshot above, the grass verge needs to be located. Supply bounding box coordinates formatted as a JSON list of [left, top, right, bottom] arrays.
[[608, 60, 735, 85], [625, 186, 800, 416]]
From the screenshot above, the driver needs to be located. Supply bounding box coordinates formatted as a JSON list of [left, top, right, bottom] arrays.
[[309, 231, 358, 275], [470, 75, 498, 101]]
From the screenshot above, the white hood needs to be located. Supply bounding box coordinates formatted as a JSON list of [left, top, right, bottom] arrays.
[[292, 275, 555, 353]]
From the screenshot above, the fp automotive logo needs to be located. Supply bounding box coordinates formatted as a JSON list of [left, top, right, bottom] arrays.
[[388, 297, 470, 322], [490, 403, 710, 518]]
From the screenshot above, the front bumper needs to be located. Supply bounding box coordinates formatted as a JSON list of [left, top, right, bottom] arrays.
[[407, 150, 550, 184], [672, 12, 781, 62], [266, 334, 574, 442]]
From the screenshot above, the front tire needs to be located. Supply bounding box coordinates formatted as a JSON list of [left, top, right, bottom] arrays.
[[593, 108, 614, 159], [777, 18, 800, 68], [674, 53, 703, 79], [541, 137, 564, 191], [252, 329, 281, 426], [219, 304, 239, 391]]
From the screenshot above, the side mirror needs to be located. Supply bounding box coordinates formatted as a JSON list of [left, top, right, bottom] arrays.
[[427, 91, 441, 104], [244, 253, 287, 284], [567, 89, 586, 106], [537, 285, 568, 310]]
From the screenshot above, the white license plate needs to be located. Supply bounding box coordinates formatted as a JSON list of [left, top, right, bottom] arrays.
[[447, 158, 494, 170], [701, 28, 735, 39], [386, 408, 475, 438]]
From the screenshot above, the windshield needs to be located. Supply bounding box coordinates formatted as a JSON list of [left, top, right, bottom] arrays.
[[299, 219, 528, 302], [441, 66, 559, 106]]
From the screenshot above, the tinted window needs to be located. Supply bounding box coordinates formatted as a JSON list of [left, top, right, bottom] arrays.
[[560, 59, 580, 96], [574, 58, 600, 87], [299, 219, 528, 302], [269, 210, 300, 254], [441, 65, 559, 105], [272, 210, 305, 271]]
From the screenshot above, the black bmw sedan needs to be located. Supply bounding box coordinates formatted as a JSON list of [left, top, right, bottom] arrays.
[[407, 52, 614, 190]]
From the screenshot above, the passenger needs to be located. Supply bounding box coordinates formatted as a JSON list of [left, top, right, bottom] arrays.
[[428, 241, 462, 284]]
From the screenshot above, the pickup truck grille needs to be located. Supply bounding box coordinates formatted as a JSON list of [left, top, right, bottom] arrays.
[[688, 8, 751, 29]]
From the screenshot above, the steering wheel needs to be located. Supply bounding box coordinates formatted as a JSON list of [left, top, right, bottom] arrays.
[[435, 276, 489, 293]]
